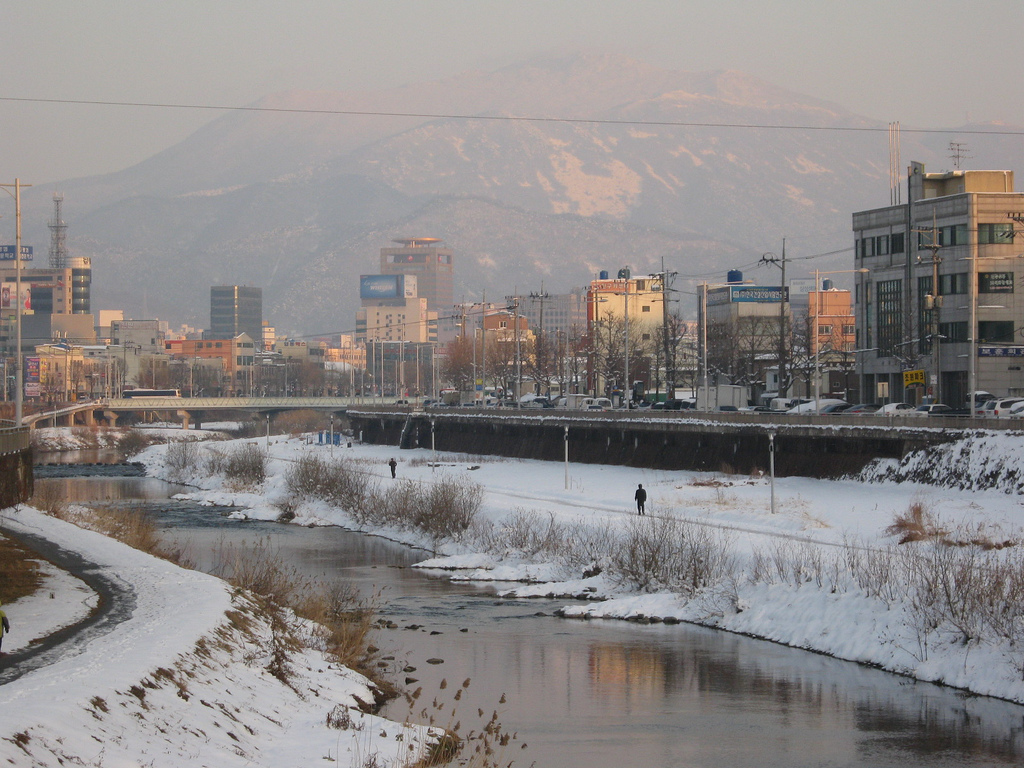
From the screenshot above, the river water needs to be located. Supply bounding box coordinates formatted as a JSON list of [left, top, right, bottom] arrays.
[[33, 461, 1024, 768]]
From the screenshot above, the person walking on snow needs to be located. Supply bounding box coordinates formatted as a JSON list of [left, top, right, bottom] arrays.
[[635, 483, 647, 515], [388, 457, 397, 478], [0, 601, 10, 654]]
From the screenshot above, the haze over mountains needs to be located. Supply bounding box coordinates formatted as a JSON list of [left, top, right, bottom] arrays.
[[15, 54, 1024, 336]]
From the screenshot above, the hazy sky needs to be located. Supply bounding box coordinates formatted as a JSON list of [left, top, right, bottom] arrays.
[[2, 0, 1022, 185]]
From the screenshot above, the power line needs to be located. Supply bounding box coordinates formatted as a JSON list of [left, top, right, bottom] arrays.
[[2, 94, 1022, 137]]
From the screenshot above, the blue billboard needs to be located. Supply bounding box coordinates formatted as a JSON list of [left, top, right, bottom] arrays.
[[360, 274, 416, 300], [361, 275, 401, 299], [0, 245, 33, 261]]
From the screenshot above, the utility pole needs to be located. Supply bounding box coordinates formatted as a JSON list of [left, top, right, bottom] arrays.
[[759, 239, 788, 397], [529, 284, 549, 394], [506, 293, 521, 405], [913, 214, 942, 404], [660, 258, 677, 398]]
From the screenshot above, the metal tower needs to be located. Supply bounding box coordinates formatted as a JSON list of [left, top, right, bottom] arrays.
[[48, 192, 68, 269]]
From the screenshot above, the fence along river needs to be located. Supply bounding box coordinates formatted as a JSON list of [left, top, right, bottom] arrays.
[[30, 459, 1024, 767]]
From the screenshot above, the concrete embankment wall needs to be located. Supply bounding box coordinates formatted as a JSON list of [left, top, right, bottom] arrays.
[[0, 426, 33, 507], [347, 410, 959, 479]]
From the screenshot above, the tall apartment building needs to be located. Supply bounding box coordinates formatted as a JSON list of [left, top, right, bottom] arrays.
[[853, 162, 1024, 406], [379, 238, 454, 336], [209, 286, 262, 346]]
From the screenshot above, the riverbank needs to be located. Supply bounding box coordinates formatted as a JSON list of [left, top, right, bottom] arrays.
[[139, 430, 1024, 706], [0, 504, 437, 767]]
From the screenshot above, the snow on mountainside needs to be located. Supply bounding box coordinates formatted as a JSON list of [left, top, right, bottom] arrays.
[[15, 54, 1024, 335]]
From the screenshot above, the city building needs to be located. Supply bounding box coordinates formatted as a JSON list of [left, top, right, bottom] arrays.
[[164, 334, 255, 395], [379, 238, 454, 314], [586, 269, 668, 399], [853, 162, 1024, 406], [209, 286, 263, 347], [700, 272, 788, 399], [356, 274, 438, 343]]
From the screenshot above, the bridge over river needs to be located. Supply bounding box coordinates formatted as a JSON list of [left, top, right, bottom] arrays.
[[22, 396, 387, 429]]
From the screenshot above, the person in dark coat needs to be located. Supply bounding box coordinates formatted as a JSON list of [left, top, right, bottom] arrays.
[[0, 601, 10, 654], [635, 483, 647, 515], [388, 457, 397, 478]]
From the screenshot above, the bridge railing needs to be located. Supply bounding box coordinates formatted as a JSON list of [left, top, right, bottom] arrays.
[[102, 396, 374, 409], [0, 425, 31, 455]]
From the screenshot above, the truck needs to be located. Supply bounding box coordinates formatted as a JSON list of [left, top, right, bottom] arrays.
[[696, 385, 749, 411]]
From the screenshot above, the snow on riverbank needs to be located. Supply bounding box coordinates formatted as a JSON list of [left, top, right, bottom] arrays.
[[0, 505, 436, 767], [134, 430, 1024, 707]]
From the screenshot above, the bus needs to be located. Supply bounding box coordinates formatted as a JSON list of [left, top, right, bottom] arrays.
[[121, 388, 181, 398]]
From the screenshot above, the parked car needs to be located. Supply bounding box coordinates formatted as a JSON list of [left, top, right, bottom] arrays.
[[983, 397, 1024, 418], [877, 402, 916, 415], [844, 403, 881, 415], [907, 403, 954, 416], [787, 398, 848, 414], [820, 402, 855, 414]]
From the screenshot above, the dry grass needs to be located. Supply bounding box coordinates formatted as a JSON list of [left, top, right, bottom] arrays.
[[0, 533, 45, 603], [885, 501, 946, 544]]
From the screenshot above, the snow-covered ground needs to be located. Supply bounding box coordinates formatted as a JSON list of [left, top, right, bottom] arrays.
[[4, 426, 1024, 766], [140, 430, 1024, 704]]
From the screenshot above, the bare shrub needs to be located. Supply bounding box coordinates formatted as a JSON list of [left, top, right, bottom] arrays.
[[285, 454, 373, 513], [31, 482, 70, 519], [117, 430, 158, 457], [558, 519, 619, 575], [610, 515, 682, 591], [294, 582, 380, 669], [165, 440, 200, 481], [487, 509, 565, 558], [224, 443, 268, 489], [610, 516, 734, 594], [370, 479, 419, 528], [419, 476, 483, 543], [211, 537, 309, 603], [203, 448, 227, 476]]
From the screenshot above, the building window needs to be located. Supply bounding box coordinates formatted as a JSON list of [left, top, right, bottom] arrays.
[[978, 223, 1015, 244], [641, 305, 651, 312], [891, 232, 905, 254], [939, 321, 968, 343], [874, 235, 889, 255], [876, 279, 902, 356], [979, 321, 1014, 343], [939, 273, 968, 295], [979, 272, 1014, 293]]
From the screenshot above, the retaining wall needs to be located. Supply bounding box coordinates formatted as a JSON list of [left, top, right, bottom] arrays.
[[348, 410, 960, 479]]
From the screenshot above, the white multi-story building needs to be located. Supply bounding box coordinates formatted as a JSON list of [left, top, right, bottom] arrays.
[[853, 162, 1024, 406]]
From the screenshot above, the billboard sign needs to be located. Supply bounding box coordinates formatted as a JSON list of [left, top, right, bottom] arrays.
[[360, 275, 417, 300], [979, 345, 1024, 358], [1, 283, 31, 310], [0, 245, 33, 261], [360, 275, 401, 299], [708, 286, 788, 305]]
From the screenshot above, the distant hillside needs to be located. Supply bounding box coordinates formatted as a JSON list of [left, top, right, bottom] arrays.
[[14, 54, 1024, 335]]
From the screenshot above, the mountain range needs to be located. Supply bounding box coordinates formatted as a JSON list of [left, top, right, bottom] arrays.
[[14, 53, 1024, 336]]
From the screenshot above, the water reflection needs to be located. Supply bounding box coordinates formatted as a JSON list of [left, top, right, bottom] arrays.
[[44, 472, 1024, 767]]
